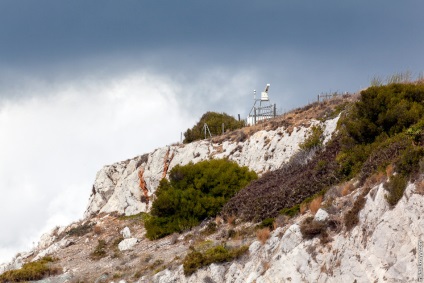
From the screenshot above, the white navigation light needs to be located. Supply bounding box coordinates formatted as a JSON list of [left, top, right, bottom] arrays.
[[261, 84, 270, 101]]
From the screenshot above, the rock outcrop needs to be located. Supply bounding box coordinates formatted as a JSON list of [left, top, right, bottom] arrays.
[[118, 238, 139, 251], [84, 116, 340, 218], [147, 182, 424, 282]]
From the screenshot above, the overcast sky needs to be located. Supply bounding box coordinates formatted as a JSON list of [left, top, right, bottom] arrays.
[[1, 1, 424, 263]]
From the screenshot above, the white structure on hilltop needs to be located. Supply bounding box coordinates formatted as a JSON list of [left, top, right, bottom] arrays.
[[247, 84, 277, 125]]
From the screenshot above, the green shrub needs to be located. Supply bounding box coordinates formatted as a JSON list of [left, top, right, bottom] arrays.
[[201, 222, 217, 236], [299, 125, 324, 150], [384, 174, 408, 206], [145, 159, 257, 239], [67, 222, 93, 237], [346, 84, 424, 143], [280, 204, 300, 217], [337, 83, 424, 186], [118, 212, 148, 221], [258, 218, 275, 230], [90, 239, 107, 260], [0, 256, 60, 282], [300, 217, 327, 240], [395, 147, 424, 176], [183, 112, 245, 143], [344, 188, 369, 230], [406, 120, 424, 144], [183, 245, 249, 276]]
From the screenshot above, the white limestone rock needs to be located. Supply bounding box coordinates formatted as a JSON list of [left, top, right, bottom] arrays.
[[314, 208, 329, 222], [33, 238, 74, 261], [280, 224, 302, 253], [120, 227, 131, 239], [152, 268, 181, 283], [118, 238, 139, 251], [37, 231, 57, 250]]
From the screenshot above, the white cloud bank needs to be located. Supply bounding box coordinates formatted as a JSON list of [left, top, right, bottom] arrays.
[[0, 68, 257, 263]]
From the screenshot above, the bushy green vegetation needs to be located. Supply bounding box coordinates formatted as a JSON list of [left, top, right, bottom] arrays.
[[280, 204, 300, 217], [258, 218, 275, 230], [145, 159, 257, 239], [0, 256, 61, 282], [90, 239, 108, 260], [183, 112, 245, 143], [337, 83, 424, 205], [299, 125, 324, 150], [384, 174, 408, 206], [183, 245, 249, 276], [67, 222, 93, 237], [300, 216, 327, 240], [343, 84, 424, 144], [344, 187, 371, 230]]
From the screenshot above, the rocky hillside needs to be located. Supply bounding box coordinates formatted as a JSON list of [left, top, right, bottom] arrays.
[[84, 99, 342, 218], [2, 86, 424, 283]]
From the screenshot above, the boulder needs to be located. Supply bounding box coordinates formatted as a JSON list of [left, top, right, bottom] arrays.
[[118, 238, 139, 251], [314, 208, 329, 222], [120, 227, 131, 239]]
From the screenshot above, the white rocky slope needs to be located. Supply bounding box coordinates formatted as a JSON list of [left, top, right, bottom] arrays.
[[0, 115, 339, 276], [4, 105, 424, 282], [149, 182, 424, 283], [84, 116, 339, 218]]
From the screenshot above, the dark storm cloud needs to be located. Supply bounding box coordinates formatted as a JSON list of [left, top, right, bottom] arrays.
[[1, 1, 422, 109], [1, 1, 422, 66]]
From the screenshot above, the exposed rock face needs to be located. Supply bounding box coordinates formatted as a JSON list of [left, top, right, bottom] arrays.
[[120, 227, 131, 239], [314, 208, 329, 222], [145, 182, 424, 282], [118, 238, 139, 251], [33, 238, 75, 261], [84, 116, 340, 218]]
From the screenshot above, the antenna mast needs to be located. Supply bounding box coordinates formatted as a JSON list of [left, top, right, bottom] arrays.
[[203, 123, 212, 139]]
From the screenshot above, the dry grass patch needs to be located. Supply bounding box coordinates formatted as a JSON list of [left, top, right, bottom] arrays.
[[93, 225, 103, 235], [256, 228, 271, 245], [386, 164, 394, 178], [309, 195, 323, 215], [226, 215, 236, 226], [415, 179, 424, 195], [215, 215, 223, 225], [341, 182, 354, 196], [300, 203, 308, 214], [364, 171, 385, 188]]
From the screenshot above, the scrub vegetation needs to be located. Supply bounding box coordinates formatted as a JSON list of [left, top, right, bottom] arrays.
[[0, 256, 61, 282], [144, 159, 257, 239], [223, 82, 424, 222], [183, 245, 249, 276], [183, 111, 245, 143]]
